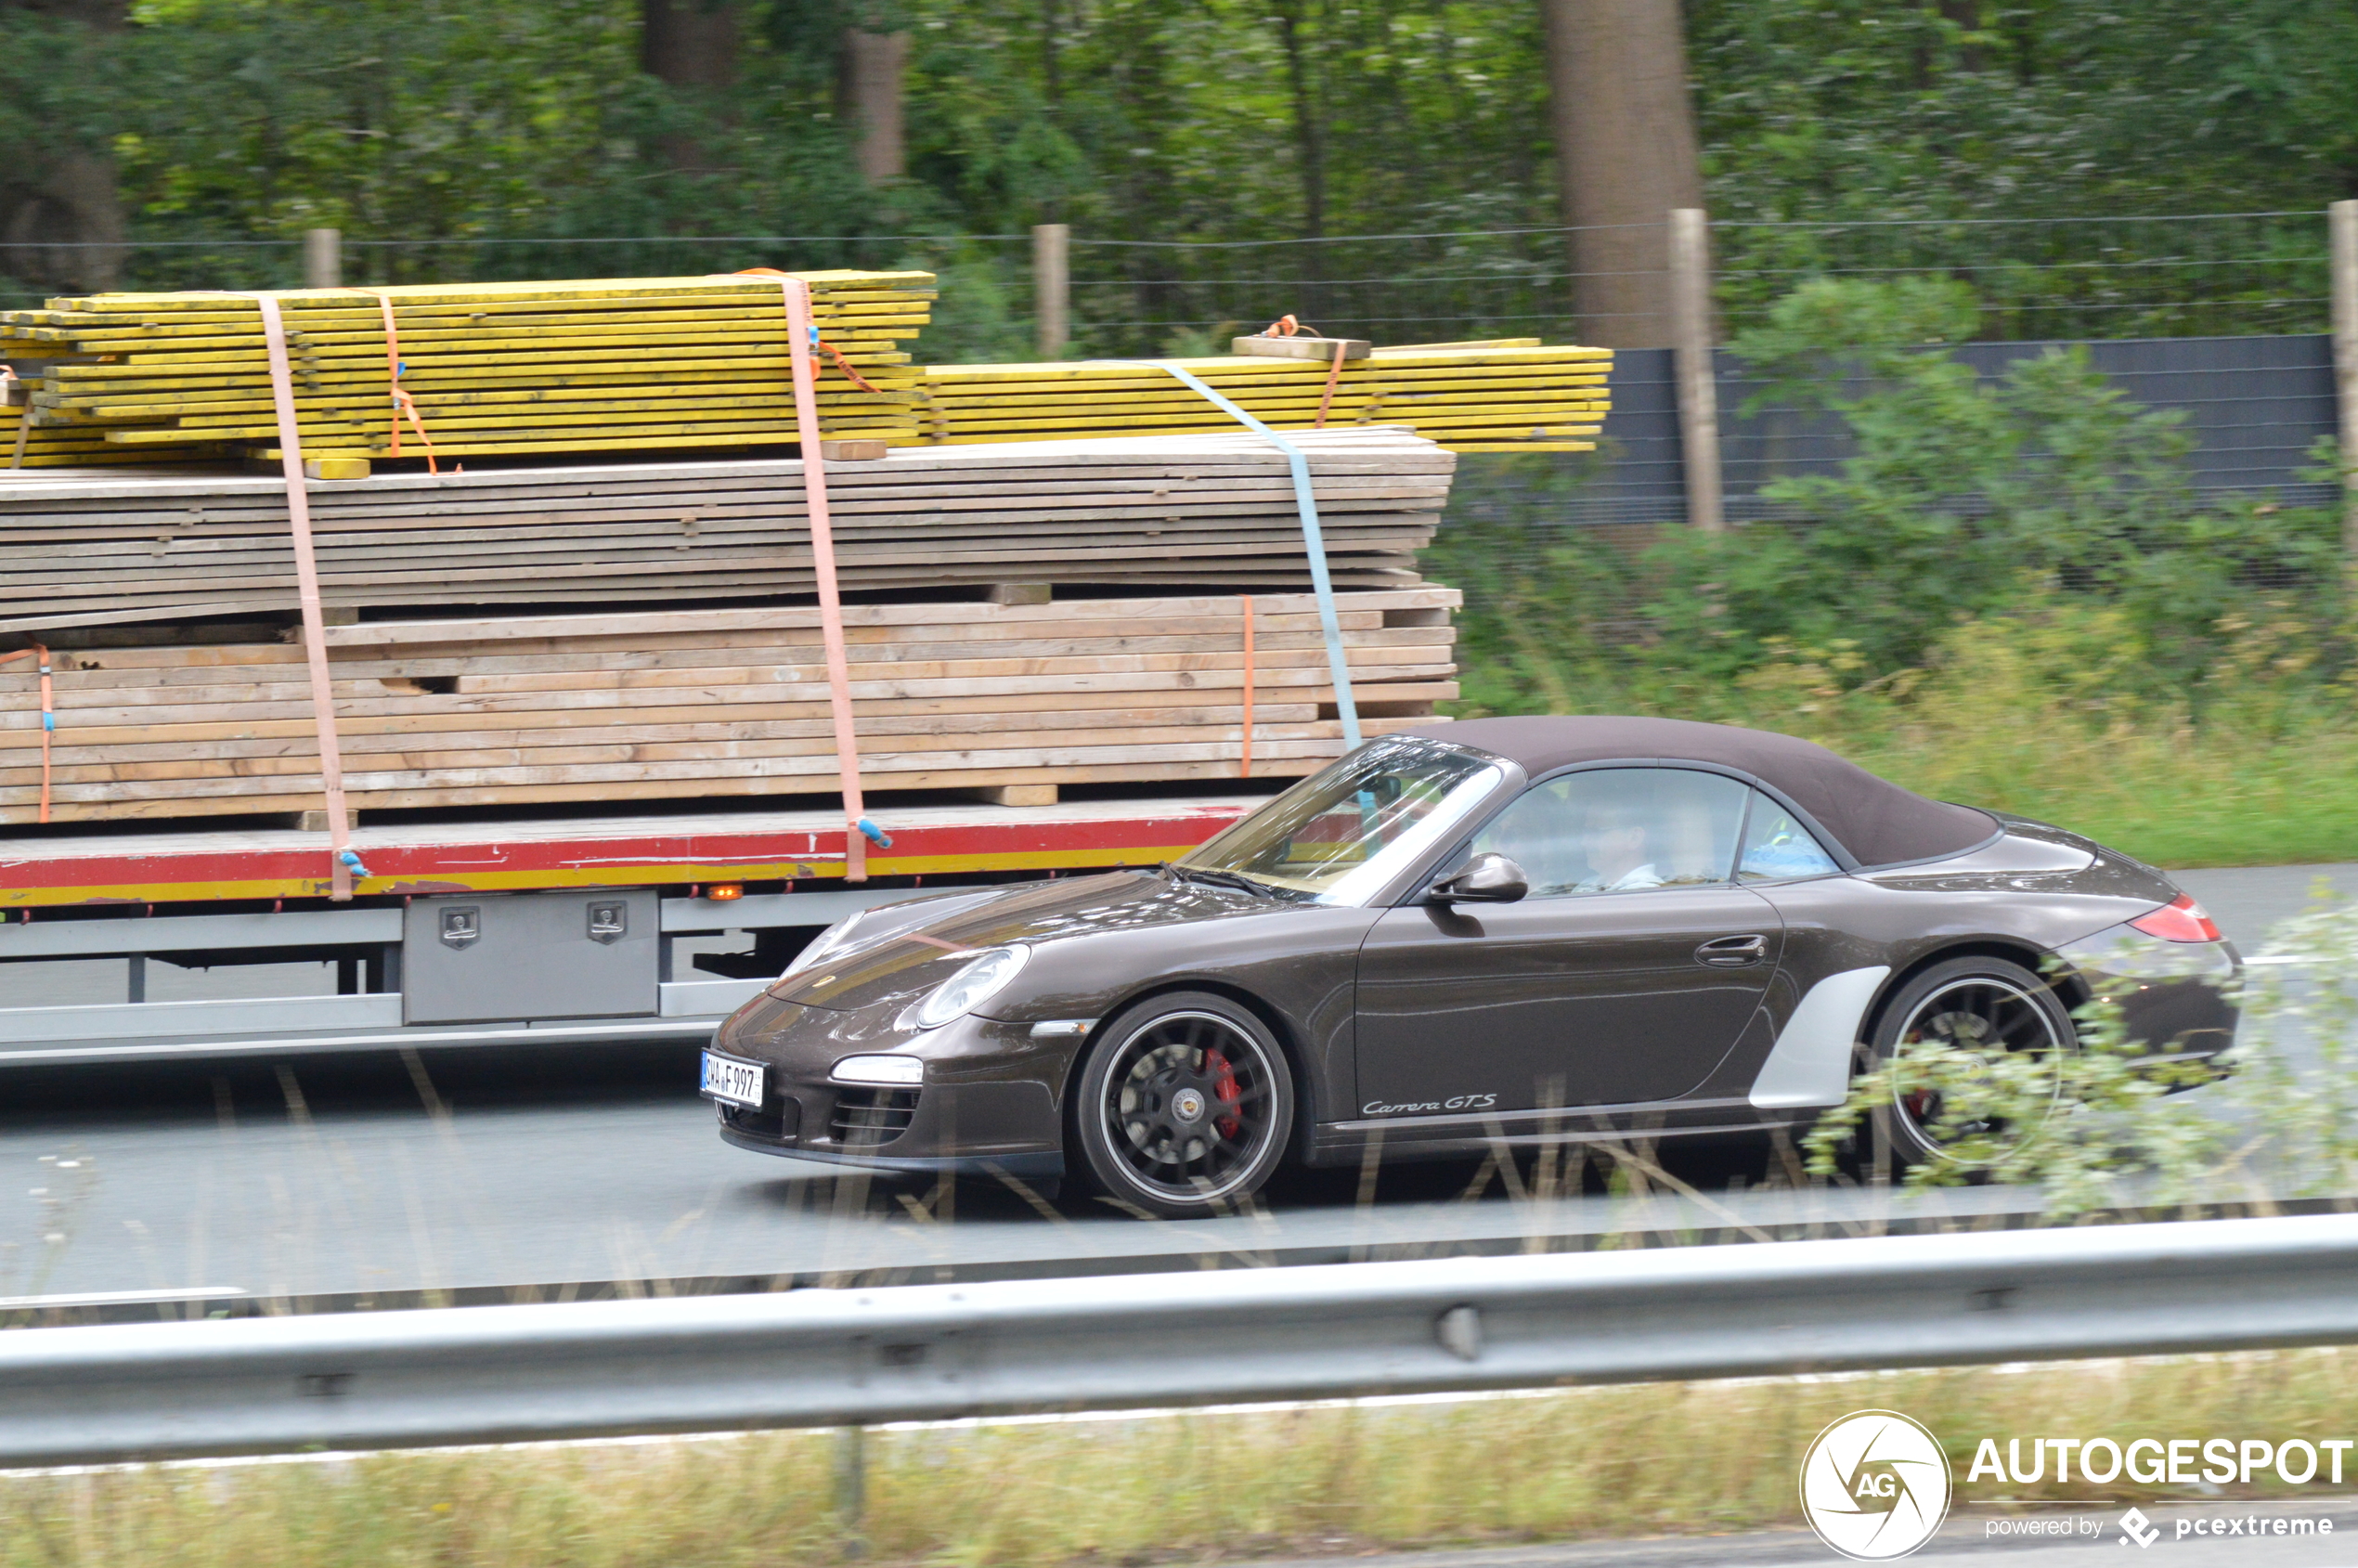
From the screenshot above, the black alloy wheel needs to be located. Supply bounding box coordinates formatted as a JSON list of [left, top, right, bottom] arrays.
[[1071, 991, 1295, 1219], [1869, 954, 2076, 1169]]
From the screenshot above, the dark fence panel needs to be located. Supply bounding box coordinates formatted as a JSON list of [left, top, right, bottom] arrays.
[[2049, 334, 2336, 497], [1541, 333, 2339, 529]]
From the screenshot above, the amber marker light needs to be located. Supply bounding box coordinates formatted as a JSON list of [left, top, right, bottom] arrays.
[[707, 884, 745, 901]]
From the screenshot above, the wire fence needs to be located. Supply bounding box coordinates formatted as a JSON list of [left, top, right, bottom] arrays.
[[1714, 212, 2332, 343], [1065, 228, 1579, 353], [0, 233, 1043, 361], [0, 209, 2336, 350], [0, 234, 1015, 297], [1061, 212, 2337, 352]]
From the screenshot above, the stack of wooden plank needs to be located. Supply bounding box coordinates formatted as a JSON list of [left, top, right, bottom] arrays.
[[0, 428, 1454, 632], [0, 588, 1458, 824], [0, 271, 930, 462], [917, 341, 1611, 453], [0, 267, 1566, 825], [0, 402, 230, 468]]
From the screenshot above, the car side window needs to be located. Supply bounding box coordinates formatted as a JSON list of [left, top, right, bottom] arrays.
[[1468, 768, 1749, 898], [1737, 791, 1842, 882]]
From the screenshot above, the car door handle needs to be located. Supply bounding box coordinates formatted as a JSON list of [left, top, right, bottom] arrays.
[[1695, 934, 1768, 967]]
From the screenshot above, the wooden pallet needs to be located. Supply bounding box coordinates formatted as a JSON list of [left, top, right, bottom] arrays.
[[0, 588, 1458, 824], [0, 428, 1454, 631]]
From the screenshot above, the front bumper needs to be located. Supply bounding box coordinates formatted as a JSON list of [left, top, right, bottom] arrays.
[[707, 991, 1071, 1171], [715, 1117, 1064, 1178]]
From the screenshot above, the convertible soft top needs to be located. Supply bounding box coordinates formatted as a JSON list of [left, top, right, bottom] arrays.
[[1406, 715, 1998, 869]]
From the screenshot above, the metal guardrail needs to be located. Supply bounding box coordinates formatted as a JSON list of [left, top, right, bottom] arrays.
[[6, 1212, 2357, 1468]]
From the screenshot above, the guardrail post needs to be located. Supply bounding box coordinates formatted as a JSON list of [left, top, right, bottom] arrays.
[[2331, 200, 2358, 594], [304, 228, 342, 290], [834, 1423, 868, 1556], [1033, 223, 1070, 360], [1667, 207, 1724, 534]]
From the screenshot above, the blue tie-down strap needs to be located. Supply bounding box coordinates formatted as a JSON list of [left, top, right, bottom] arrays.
[[1132, 361, 1362, 750], [337, 849, 371, 879], [855, 818, 893, 849], [41, 712, 52, 732]]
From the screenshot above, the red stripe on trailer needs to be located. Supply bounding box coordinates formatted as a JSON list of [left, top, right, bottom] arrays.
[[0, 804, 1254, 908]]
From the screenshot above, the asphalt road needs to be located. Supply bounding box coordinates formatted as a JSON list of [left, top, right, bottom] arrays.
[[0, 863, 2346, 1312]]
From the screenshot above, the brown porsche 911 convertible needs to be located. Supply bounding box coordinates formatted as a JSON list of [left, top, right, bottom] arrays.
[[702, 716, 2239, 1216]]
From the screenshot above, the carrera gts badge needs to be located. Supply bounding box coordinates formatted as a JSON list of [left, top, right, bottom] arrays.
[[1362, 1094, 1498, 1116]]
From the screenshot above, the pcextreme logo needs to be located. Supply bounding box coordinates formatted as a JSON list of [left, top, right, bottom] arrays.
[[1798, 1410, 1955, 1562]]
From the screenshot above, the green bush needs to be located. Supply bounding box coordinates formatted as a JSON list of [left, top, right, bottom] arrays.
[[1431, 278, 2358, 868]]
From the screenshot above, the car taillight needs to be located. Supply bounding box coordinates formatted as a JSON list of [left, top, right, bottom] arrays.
[[2128, 893, 2222, 943]]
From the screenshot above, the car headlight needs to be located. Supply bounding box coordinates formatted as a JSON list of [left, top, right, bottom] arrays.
[[914, 945, 1029, 1029]]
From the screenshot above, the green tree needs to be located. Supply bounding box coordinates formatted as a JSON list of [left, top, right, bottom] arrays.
[[5, 0, 2358, 310]]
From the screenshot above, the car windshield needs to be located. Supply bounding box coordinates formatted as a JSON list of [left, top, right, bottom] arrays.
[[1176, 736, 1506, 903]]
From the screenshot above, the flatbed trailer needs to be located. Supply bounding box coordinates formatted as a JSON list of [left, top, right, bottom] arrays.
[[0, 793, 1261, 1065]]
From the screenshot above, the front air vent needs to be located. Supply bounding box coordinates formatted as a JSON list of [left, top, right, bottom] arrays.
[[721, 1095, 801, 1143], [831, 1087, 920, 1147]]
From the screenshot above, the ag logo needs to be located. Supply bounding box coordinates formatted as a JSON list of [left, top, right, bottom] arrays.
[[1798, 1409, 1953, 1561]]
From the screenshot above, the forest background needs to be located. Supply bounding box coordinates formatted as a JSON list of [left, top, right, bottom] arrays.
[[5, 0, 2358, 869], [6, 3, 2356, 307]]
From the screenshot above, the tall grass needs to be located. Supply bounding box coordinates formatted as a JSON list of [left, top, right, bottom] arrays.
[[8, 1352, 2358, 1566], [1439, 561, 2358, 869]]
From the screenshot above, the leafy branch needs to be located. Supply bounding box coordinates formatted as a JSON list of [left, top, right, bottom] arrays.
[[1805, 894, 2358, 1219]]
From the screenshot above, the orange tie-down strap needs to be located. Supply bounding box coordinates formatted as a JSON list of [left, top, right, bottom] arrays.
[[234, 292, 364, 901], [4, 367, 26, 469], [1238, 595, 1255, 779], [1256, 314, 1350, 429], [815, 334, 882, 395], [0, 641, 53, 823], [724, 268, 887, 881], [339, 289, 444, 473]]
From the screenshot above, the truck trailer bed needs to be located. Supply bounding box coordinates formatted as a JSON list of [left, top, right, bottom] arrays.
[[0, 793, 1262, 1064]]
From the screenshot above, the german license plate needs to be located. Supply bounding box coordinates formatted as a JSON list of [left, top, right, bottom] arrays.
[[700, 1051, 766, 1108]]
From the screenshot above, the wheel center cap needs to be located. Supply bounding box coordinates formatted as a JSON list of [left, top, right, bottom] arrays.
[[1172, 1087, 1207, 1123]]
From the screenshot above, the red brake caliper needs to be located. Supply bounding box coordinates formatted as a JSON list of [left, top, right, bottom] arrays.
[[1205, 1048, 1242, 1138]]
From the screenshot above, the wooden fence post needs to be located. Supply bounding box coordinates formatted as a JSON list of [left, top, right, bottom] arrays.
[[844, 30, 910, 184], [1666, 207, 1724, 534], [303, 228, 341, 290], [1033, 223, 1070, 360], [2331, 200, 2358, 591]]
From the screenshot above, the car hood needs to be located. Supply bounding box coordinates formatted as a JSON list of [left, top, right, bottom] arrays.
[[768, 870, 1271, 1013]]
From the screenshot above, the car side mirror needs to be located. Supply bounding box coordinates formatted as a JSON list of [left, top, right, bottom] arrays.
[[1428, 851, 1529, 904]]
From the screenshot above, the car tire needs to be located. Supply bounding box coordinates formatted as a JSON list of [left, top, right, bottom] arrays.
[[1069, 991, 1296, 1219], [1866, 953, 2077, 1171]]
